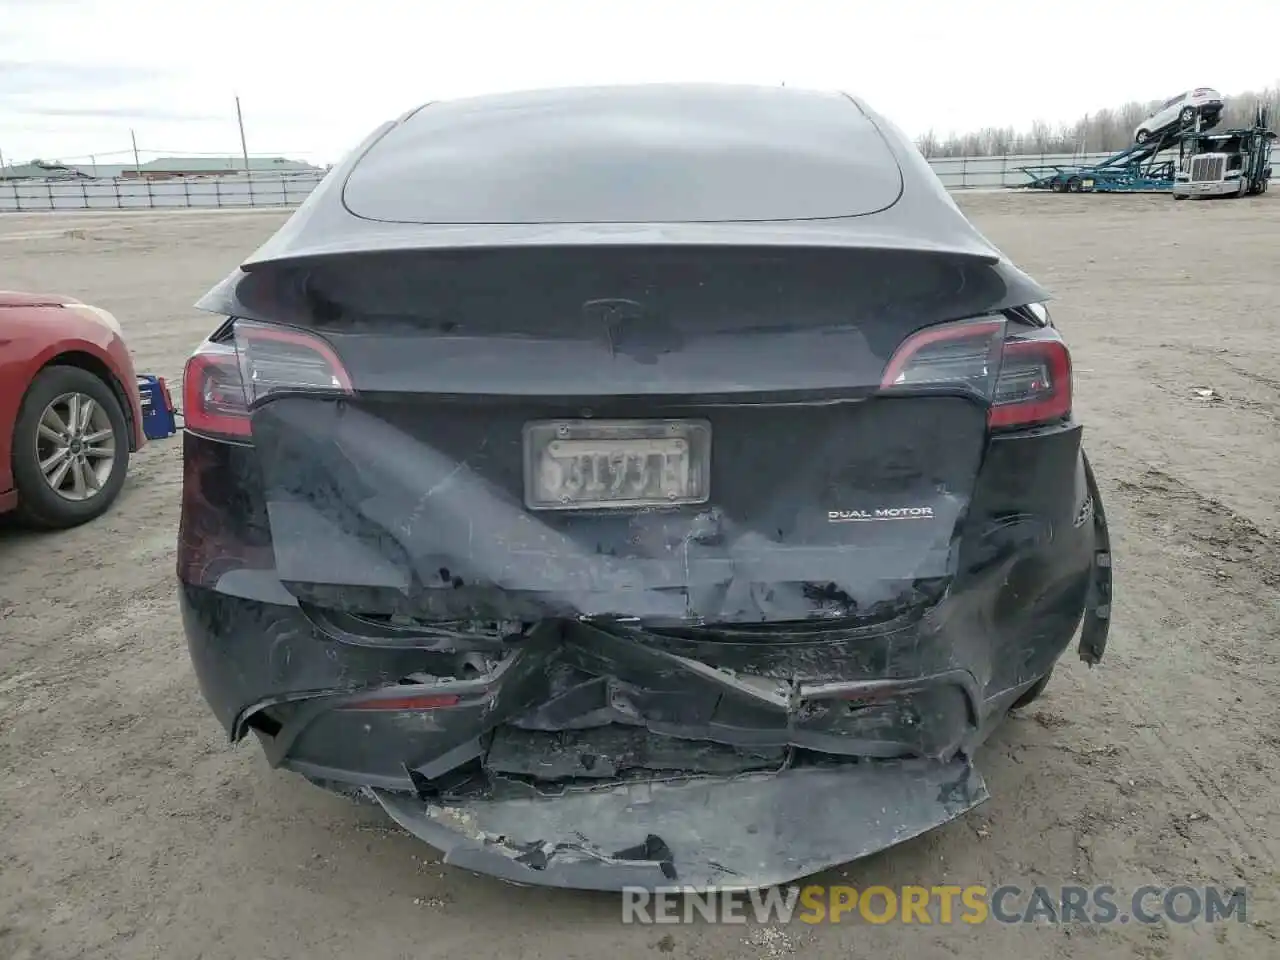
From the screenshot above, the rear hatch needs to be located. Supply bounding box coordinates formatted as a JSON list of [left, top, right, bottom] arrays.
[[186, 243, 1067, 887], [213, 245, 1040, 627]]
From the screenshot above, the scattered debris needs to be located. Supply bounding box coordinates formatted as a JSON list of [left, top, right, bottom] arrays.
[[743, 926, 795, 958], [654, 933, 676, 953], [976, 825, 991, 839], [1192, 387, 1224, 402], [1032, 711, 1070, 730], [1171, 811, 1213, 840]]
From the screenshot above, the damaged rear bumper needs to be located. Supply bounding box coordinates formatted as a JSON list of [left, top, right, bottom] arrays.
[[180, 573, 1084, 888], [182, 585, 1079, 786], [370, 758, 988, 891], [178, 439, 1110, 890]]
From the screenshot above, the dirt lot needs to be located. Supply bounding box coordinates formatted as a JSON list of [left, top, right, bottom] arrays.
[[2, 192, 1278, 959]]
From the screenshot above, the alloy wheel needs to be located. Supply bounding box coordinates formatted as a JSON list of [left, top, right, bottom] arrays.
[[35, 391, 118, 501]]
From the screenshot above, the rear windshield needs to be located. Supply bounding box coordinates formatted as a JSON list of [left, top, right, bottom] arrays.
[[341, 87, 904, 224]]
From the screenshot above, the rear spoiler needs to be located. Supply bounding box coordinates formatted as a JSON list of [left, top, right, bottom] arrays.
[[233, 220, 1006, 273], [197, 243, 1049, 330], [197, 110, 1047, 316]]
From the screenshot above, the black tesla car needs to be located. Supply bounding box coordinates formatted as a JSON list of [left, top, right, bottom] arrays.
[[178, 83, 1112, 891]]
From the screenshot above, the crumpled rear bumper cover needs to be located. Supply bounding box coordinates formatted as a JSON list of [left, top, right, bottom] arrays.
[[180, 566, 1095, 889], [371, 757, 988, 891]]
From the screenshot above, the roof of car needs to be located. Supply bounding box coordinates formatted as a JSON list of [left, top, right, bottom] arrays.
[[213, 84, 1019, 280]]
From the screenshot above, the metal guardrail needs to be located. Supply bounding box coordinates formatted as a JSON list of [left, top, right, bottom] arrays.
[[0, 153, 1123, 212]]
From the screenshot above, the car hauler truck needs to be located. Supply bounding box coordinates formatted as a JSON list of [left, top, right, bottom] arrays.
[[1172, 106, 1273, 199], [1017, 104, 1272, 197]]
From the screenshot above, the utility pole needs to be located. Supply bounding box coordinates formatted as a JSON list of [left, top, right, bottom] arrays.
[[235, 95, 251, 175], [130, 129, 142, 178]]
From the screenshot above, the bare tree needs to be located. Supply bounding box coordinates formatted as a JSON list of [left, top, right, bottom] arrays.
[[917, 129, 939, 158]]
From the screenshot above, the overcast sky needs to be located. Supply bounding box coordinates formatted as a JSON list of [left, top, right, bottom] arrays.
[[2, 0, 1277, 166]]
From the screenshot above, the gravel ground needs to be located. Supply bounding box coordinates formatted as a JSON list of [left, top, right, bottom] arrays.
[[1, 192, 1278, 960]]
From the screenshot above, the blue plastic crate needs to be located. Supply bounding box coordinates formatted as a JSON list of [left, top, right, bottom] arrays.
[[136, 375, 177, 440]]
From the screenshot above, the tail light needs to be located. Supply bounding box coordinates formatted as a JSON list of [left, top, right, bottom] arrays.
[[987, 337, 1072, 427], [881, 314, 1072, 429], [182, 320, 353, 441]]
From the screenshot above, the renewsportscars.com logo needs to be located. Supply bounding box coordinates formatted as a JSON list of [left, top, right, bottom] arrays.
[[621, 884, 1249, 926]]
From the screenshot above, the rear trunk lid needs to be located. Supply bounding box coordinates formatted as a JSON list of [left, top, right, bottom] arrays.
[[228, 246, 1042, 628]]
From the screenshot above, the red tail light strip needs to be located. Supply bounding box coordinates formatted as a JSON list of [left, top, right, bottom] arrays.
[[182, 322, 353, 442], [339, 692, 463, 712]]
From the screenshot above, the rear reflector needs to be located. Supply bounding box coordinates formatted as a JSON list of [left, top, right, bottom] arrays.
[[182, 320, 352, 441], [339, 693, 462, 711], [882, 315, 1072, 429]]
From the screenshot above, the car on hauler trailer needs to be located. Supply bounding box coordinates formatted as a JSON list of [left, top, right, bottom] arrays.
[[178, 83, 1113, 891], [1134, 87, 1224, 144]]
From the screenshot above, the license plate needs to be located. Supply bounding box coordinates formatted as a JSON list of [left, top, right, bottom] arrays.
[[523, 419, 711, 510], [1082, 179, 1095, 189]]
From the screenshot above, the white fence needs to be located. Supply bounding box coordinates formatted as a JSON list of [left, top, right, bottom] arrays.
[[0, 173, 325, 212], [0, 152, 1123, 212]]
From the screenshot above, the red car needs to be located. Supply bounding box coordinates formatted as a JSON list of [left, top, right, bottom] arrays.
[[0, 290, 144, 528]]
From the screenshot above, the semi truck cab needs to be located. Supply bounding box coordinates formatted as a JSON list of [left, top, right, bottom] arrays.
[[1173, 108, 1274, 199]]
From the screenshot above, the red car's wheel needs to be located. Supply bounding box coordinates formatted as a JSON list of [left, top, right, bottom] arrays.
[[11, 365, 130, 528]]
